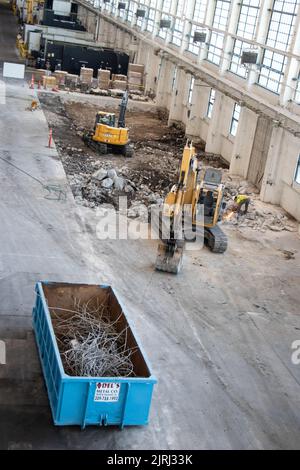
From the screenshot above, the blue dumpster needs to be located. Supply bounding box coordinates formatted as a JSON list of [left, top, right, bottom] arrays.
[[32, 281, 157, 428]]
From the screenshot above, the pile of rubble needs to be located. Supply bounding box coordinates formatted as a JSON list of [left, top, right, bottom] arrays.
[[69, 164, 164, 213], [69, 158, 297, 233], [222, 176, 297, 233]]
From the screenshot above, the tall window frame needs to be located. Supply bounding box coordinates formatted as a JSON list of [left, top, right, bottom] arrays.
[[230, 103, 241, 136], [207, 0, 231, 66], [188, 0, 208, 55], [229, 0, 261, 78], [258, 0, 299, 94], [188, 76, 195, 105], [207, 88, 216, 118]]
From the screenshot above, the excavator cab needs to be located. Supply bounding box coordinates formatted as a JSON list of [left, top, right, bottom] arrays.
[[94, 112, 116, 130], [198, 168, 225, 227]]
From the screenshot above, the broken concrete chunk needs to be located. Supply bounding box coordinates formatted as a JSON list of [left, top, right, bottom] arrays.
[[113, 176, 125, 191], [101, 178, 114, 189], [107, 169, 117, 179], [124, 184, 135, 193], [93, 168, 108, 181]]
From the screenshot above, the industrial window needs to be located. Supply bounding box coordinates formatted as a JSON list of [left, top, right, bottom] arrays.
[[171, 18, 184, 46], [265, 0, 298, 52], [229, 1, 260, 78], [162, 0, 172, 12], [295, 156, 300, 184], [230, 103, 241, 136], [158, 0, 172, 39], [207, 32, 225, 66], [258, 0, 299, 93], [146, 8, 155, 32], [188, 25, 201, 55], [207, 0, 231, 66], [171, 0, 185, 46], [194, 0, 208, 22], [103, 0, 111, 12], [172, 66, 177, 90], [258, 49, 287, 93], [207, 88, 216, 118], [136, 4, 147, 28], [117, 1, 127, 19], [158, 15, 172, 39], [176, 0, 185, 16], [188, 77, 195, 105], [188, 0, 208, 54], [126, 1, 135, 22], [111, 1, 117, 15]]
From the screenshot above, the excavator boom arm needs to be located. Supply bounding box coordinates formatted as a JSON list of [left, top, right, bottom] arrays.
[[118, 90, 129, 128]]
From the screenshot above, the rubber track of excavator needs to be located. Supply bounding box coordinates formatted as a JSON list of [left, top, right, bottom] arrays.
[[204, 224, 228, 253]]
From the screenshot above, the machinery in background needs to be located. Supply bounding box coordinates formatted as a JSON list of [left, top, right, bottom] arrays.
[[155, 143, 228, 274], [83, 91, 134, 157], [36, 39, 129, 76]]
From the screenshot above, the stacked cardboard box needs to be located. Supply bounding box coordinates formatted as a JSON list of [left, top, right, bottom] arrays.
[[128, 63, 144, 92], [111, 72, 127, 91], [42, 75, 57, 89], [111, 80, 127, 91], [53, 70, 68, 87], [80, 67, 93, 85], [112, 74, 127, 82], [128, 63, 145, 74], [65, 74, 79, 90], [97, 69, 111, 90]]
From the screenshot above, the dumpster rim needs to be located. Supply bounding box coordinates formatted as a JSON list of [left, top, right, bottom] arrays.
[[35, 281, 157, 383]]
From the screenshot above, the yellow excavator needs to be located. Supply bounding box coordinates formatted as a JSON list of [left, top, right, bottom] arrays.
[[155, 143, 227, 274], [83, 91, 133, 157]]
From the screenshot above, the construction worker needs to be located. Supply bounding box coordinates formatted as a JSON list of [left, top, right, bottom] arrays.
[[233, 194, 251, 215]]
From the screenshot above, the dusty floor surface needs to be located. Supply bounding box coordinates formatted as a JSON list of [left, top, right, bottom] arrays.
[[1, 79, 300, 449]]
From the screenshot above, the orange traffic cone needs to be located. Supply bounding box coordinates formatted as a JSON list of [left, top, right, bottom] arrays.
[[30, 74, 35, 89]]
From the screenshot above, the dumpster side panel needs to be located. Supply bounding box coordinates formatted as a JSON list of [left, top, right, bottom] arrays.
[[32, 288, 62, 420], [122, 382, 156, 426], [56, 381, 89, 425]]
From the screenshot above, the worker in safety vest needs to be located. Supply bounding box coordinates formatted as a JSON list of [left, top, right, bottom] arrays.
[[233, 194, 250, 215]]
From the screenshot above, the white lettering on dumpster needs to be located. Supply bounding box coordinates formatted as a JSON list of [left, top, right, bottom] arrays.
[[94, 382, 120, 402]]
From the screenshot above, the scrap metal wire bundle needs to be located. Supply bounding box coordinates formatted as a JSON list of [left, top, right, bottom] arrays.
[[49, 297, 137, 377]]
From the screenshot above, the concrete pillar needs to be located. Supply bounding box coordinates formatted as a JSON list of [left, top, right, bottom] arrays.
[[143, 48, 161, 93], [260, 126, 284, 204], [168, 67, 188, 126], [156, 59, 176, 109], [229, 107, 258, 177], [205, 91, 226, 155], [185, 79, 211, 143]]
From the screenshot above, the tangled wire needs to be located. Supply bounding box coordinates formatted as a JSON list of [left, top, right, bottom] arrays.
[[49, 297, 137, 377]]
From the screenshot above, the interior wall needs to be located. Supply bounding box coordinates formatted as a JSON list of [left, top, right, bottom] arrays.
[[73, 9, 300, 222]]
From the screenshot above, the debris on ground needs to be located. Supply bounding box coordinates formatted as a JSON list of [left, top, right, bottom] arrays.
[[39, 93, 298, 234], [279, 249, 297, 260]]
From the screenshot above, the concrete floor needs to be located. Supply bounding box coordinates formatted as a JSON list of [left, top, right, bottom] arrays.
[[0, 1, 22, 64], [1, 6, 300, 450]]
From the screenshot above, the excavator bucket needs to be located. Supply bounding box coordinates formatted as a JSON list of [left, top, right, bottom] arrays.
[[155, 240, 184, 274]]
